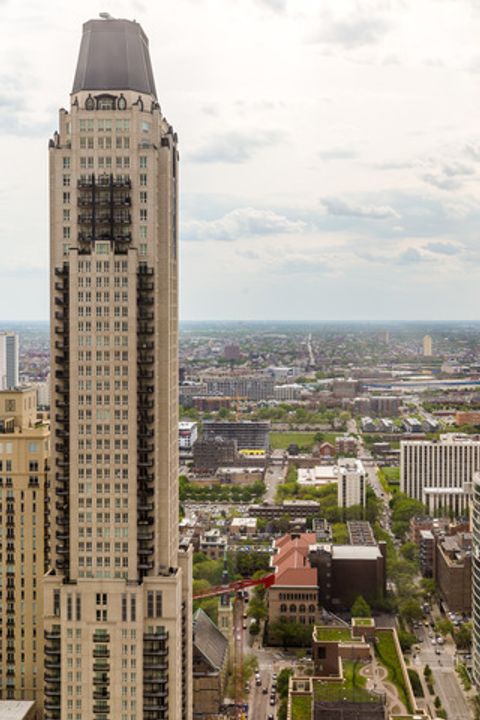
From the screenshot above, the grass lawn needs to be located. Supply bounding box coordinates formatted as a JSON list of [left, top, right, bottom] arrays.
[[314, 627, 352, 642], [270, 431, 317, 450], [375, 630, 413, 713], [314, 661, 379, 703], [353, 618, 374, 627], [290, 695, 312, 720]]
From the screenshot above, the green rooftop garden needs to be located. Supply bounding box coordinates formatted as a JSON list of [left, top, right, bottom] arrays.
[[353, 617, 375, 626], [313, 661, 381, 704], [375, 630, 413, 713], [290, 694, 312, 720], [314, 627, 352, 642]]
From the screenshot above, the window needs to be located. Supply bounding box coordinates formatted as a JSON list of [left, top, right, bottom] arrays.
[[5, 400, 15, 412], [139, 191, 147, 204], [63, 227, 71, 239], [139, 174, 147, 186], [115, 119, 130, 132], [63, 192, 71, 204], [97, 119, 112, 132], [139, 156, 147, 169], [141, 121, 151, 134], [63, 175, 71, 187], [140, 209, 147, 222], [63, 157, 70, 169], [53, 590, 60, 617], [63, 209, 70, 222], [28, 443, 38, 453], [95, 242, 110, 255], [139, 244, 147, 256]]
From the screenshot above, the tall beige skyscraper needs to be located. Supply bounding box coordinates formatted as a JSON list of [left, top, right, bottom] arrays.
[[0, 387, 49, 710], [44, 17, 192, 720]]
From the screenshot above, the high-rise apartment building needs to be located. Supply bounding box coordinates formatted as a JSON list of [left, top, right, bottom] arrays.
[[472, 471, 480, 688], [423, 334, 433, 357], [44, 17, 192, 720], [401, 434, 480, 514], [0, 387, 49, 711], [0, 333, 19, 390]]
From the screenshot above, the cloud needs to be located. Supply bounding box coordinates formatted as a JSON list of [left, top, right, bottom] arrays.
[[395, 248, 430, 265], [275, 257, 331, 275], [182, 207, 307, 241], [422, 161, 475, 190], [465, 143, 480, 161], [311, 6, 391, 49], [254, 0, 286, 12], [189, 129, 285, 164], [321, 197, 400, 220], [424, 241, 462, 256], [318, 146, 358, 161]]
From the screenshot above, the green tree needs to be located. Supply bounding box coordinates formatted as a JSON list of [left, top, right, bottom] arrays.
[[277, 668, 294, 699], [400, 542, 419, 564], [435, 618, 454, 637], [249, 621, 260, 637], [351, 595, 372, 618], [399, 598, 423, 624], [455, 623, 472, 649]]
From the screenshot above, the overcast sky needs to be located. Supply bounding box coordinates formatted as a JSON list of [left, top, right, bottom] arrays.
[[1, 0, 480, 321]]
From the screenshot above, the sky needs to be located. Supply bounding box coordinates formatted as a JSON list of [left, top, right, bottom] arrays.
[[1, 0, 480, 321]]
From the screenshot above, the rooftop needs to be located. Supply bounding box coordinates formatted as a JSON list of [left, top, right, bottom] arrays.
[[72, 18, 157, 98], [0, 702, 35, 720]]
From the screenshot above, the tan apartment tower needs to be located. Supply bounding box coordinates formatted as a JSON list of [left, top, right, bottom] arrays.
[[0, 387, 49, 713], [44, 17, 192, 720], [423, 334, 433, 357]]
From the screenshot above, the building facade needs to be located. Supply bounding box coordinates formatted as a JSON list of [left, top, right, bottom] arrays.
[[0, 388, 49, 711], [0, 334, 19, 391], [44, 18, 192, 720], [473, 472, 480, 688], [202, 420, 270, 451], [401, 435, 480, 514]]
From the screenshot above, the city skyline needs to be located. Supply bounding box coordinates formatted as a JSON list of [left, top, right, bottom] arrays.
[[1, 0, 480, 321]]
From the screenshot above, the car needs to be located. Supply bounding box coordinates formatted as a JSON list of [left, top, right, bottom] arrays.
[[270, 697, 276, 706], [243, 612, 248, 619], [268, 715, 274, 720], [243, 623, 247, 630], [272, 672, 277, 680], [435, 648, 441, 655], [262, 687, 268, 695], [431, 639, 436, 645]]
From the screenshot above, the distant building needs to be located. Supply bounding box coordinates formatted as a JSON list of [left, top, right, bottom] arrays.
[[348, 521, 376, 546], [423, 334, 433, 357], [204, 376, 275, 401], [370, 396, 401, 417], [202, 420, 270, 450], [223, 344, 241, 361], [0, 332, 19, 390], [274, 383, 303, 401], [361, 416, 377, 432], [230, 517, 257, 536], [316, 441, 335, 459], [337, 459, 366, 510], [199, 529, 227, 560], [179, 421, 198, 450], [297, 465, 337, 487], [335, 436, 357, 456], [248, 500, 320, 520], [456, 411, 480, 426], [332, 379, 362, 399], [403, 417, 423, 433], [419, 530, 435, 577], [193, 437, 238, 473], [401, 434, 480, 514], [191, 396, 232, 412], [435, 533, 472, 613]]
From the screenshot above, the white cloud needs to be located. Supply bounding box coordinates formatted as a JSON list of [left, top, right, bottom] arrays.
[[189, 130, 286, 164], [182, 207, 307, 241], [320, 198, 400, 220]]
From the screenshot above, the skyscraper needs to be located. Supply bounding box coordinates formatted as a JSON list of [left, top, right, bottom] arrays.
[[0, 388, 49, 709], [0, 332, 19, 390], [44, 17, 192, 720], [423, 334, 432, 357], [472, 471, 480, 688]]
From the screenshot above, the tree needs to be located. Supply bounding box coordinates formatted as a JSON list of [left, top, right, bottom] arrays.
[[351, 595, 372, 618], [400, 542, 419, 564], [277, 668, 294, 699], [399, 598, 423, 624], [420, 577, 436, 599], [455, 623, 472, 649], [249, 621, 260, 637], [435, 618, 454, 637]]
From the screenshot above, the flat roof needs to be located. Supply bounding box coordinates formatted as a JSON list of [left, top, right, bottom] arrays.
[[331, 545, 382, 561], [0, 702, 35, 720]]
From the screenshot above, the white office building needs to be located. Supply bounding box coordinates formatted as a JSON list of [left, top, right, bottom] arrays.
[[337, 458, 366, 509], [401, 434, 480, 515]]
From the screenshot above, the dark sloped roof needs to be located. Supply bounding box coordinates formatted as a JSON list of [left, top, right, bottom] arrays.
[[72, 18, 157, 98], [193, 608, 228, 672]]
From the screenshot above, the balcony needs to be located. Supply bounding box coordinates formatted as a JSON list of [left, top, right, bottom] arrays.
[[93, 691, 110, 701], [44, 701, 61, 712], [93, 632, 110, 642], [93, 675, 109, 685], [92, 705, 110, 714], [138, 546, 154, 556], [77, 178, 94, 188], [144, 631, 168, 641], [138, 530, 154, 541], [138, 266, 154, 276], [138, 501, 154, 512], [93, 662, 110, 672], [44, 630, 61, 641], [138, 355, 154, 365], [93, 649, 110, 659], [138, 282, 154, 292], [138, 560, 154, 571], [44, 673, 61, 683], [45, 657, 61, 669]]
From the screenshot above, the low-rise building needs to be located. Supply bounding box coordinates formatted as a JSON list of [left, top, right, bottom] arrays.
[[199, 529, 227, 560], [179, 421, 198, 450], [248, 500, 321, 520], [192, 609, 229, 719], [229, 517, 257, 536], [435, 533, 472, 613], [202, 420, 270, 450], [335, 435, 358, 456]]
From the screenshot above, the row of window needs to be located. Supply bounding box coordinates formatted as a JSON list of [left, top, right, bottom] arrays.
[[77, 119, 147, 133], [78, 438, 129, 449], [78, 260, 129, 272], [79, 135, 132, 149], [76, 353, 129, 364], [77, 276, 130, 288], [77, 335, 130, 347]]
